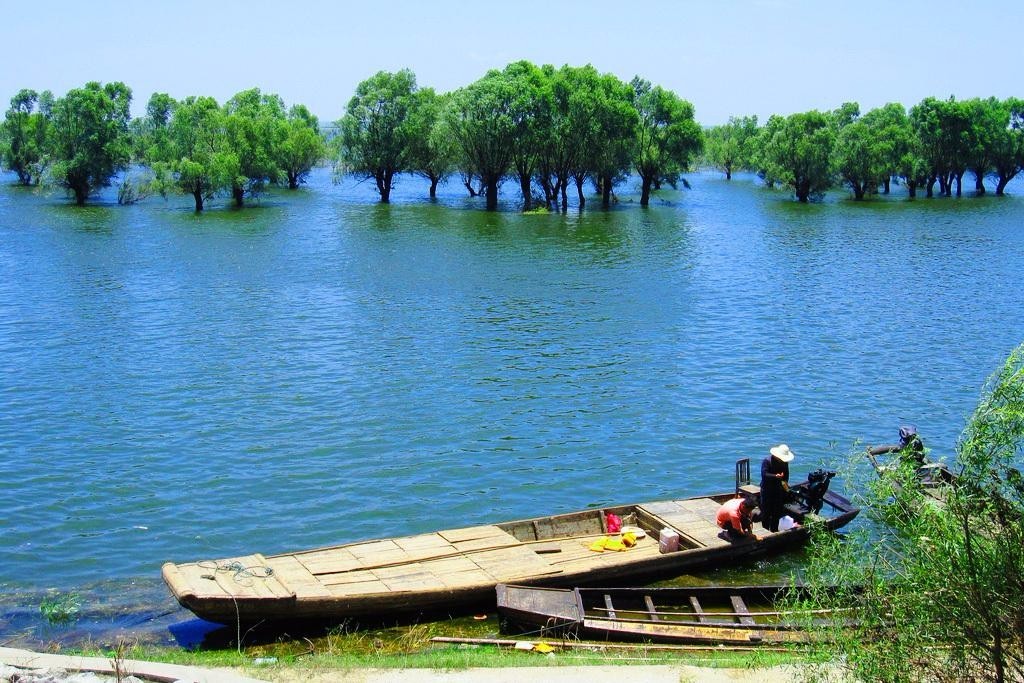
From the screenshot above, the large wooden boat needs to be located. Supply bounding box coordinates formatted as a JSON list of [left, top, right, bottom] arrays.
[[496, 583, 844, 645], [162, 469, 858, 625]]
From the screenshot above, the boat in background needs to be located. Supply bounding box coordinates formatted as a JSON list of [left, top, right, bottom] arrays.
[[497, 583, 846, 645], [162, 461, 858, 625], [866, 426, 957, 502]]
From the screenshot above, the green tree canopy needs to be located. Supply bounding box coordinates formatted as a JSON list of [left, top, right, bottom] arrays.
[[445, 70, 521, 210], [405, 88, 456, 199], [703, 115, 758, 180], [801, 344, 1024, 682], [911, 96, 974, 197], [501, 60, 552, 211], [833, 120, 887, 200], [278, 104, 325, 190], [629, 78, 702, 207], [130, 92, 175, 163], [755, 110, 836, 202], [48, 81, 133, 205], [860, 102, 922, 196], [223, 88, 286, 207], [1, 88, 51, 185], [157, 95, 239, 212], [988, 98, 1024, 196], [339, 69, 418, 204], [542, 65, 637, 210]]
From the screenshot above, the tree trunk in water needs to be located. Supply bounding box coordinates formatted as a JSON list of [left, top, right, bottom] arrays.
[[955, 172, 963, 197], [926, 175, 936, 198], [883, 177, 891, 194], [192, 188, 204, 212], [232, 184, 245, 207], [725, 164, 732, 180], [519, 174, 532, 211], [485, 175, 499, 210], [853, 182, 865, 200], [640, 176, 652, 207], [996, 176, 1010, 196], [974, 172, 986, 195], [795, 179, 810, 203], [601, 175, 612, 208], [288, 172, 299, 190], [907, 180, 917, 198], [429, 176, 438, 198], [560, 184, 568, 212], [376, 171, 392, 203], [74, 188, 88, 206], [575, 177, 586, 210]]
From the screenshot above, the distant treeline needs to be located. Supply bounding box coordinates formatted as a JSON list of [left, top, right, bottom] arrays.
[[704, 98, 1024, 201], [1, 63, 1021, 210]]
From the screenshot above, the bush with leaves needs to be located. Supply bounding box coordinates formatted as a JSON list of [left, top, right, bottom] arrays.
[[798, 344, 1024, 683]]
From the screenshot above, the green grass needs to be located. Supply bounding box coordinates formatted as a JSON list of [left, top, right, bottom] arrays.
[[64, 638, 815, 676]]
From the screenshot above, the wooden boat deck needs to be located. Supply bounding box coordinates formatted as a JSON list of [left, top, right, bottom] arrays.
[[163, 486, 849, 623], [165, 499, 734, 604]]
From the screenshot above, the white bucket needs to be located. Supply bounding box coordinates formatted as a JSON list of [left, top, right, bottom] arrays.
[[659, 528, 680, 554]]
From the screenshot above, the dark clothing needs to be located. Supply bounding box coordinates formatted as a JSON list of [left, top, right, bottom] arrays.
[[759, 456, 790, 532], [868, 435, 926, 468]]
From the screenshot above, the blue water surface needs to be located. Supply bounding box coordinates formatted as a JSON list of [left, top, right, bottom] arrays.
[[0, 168, 1021, 641]]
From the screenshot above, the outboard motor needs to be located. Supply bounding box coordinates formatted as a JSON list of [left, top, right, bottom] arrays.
[[802, 469, 837, 514]]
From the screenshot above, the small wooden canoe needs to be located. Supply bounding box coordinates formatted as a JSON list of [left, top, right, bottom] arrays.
[[162, 477, 858, 625], [496, 583, 842, 645]]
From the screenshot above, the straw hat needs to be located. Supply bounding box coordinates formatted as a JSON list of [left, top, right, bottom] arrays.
[[770, 444, 796, 462]]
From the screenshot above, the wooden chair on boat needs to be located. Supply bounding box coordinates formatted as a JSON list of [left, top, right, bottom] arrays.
[[735, 458, 761, 505]]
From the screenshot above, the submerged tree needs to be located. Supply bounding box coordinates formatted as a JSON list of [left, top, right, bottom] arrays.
[[156, 95, 239, 212], [1, 89, 51, 185], [629, 78, 702, 207], [405, 88, 456, 198], [278, 104, 325, 190], [223, 88, 286, 207], [446, 71, 520, 210], [48, 81, 133, 205], [545, 64, 637, 210], [339, 69, 417, 203], [755, 110, 835, 202], [800, 343, 1024, 683], [703, 115, 758, 180], [985, 97, 1024, 196]]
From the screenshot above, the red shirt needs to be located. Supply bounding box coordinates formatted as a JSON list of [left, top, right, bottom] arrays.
[[716, 497, 748, 530]]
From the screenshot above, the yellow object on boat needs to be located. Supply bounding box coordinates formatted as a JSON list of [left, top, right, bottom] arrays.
[[589, 537, 610, 552]]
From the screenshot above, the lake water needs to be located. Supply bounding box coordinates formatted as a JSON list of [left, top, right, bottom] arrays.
[[1, 168, 1022, 645]]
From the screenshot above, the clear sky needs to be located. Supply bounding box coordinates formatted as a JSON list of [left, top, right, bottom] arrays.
[[6, 0, 1022, 126]]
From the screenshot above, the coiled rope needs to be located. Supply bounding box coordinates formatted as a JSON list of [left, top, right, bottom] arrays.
[[197, 559, 274, 587]]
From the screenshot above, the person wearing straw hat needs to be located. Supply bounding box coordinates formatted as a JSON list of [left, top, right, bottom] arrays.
[[760, 444, 795, 532]]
